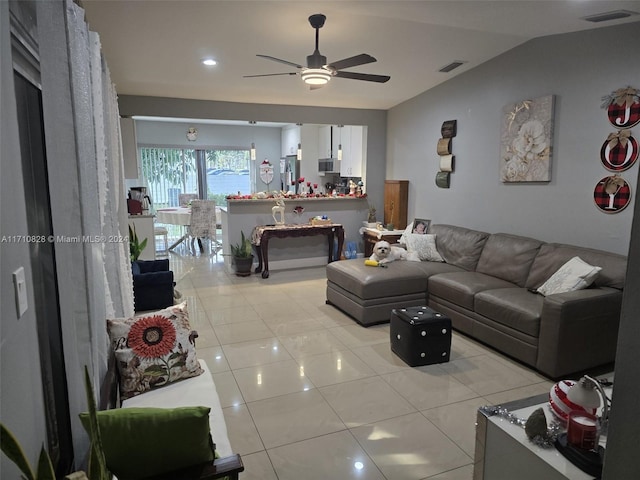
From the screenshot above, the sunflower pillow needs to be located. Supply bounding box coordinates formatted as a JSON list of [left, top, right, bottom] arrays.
[[107, 302, 203, 400]]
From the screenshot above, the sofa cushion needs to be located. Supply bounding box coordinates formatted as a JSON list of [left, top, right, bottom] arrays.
[[525, 243, 626, 290], [536, 256, 601, 296], [80, 406, 215, 480], [474, 288, 544, 337], [121, 359, 233, 459], [107, 302, 203, 400], [430, 224, 489, 271], [475, 233, 543, 287], [428, 272, 518, 310], [326, 259, 460, 300], [405, 234, 444, 262]]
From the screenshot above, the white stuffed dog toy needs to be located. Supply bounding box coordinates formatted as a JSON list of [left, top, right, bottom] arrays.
[[369, 240, 408, 264]]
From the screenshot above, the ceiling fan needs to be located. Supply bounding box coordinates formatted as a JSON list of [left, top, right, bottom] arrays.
[[244, 13, 390, 89]]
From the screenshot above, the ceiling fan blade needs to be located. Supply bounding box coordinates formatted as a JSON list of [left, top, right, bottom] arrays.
[[256, 54, 303, 69], [335, 71, 390, 83], [328, 54, 376, 71], [243, 72, 298, 78]]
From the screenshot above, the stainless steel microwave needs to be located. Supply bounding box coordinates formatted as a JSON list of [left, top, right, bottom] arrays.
[[319, 158, 340, 173]]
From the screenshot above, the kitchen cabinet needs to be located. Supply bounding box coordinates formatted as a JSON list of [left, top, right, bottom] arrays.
[[384, 180, 409, 231], [121, 117, 140, 179], [318, 125, 335, 158], [281, 124, 301, 157], [339, 125, 365, 178]]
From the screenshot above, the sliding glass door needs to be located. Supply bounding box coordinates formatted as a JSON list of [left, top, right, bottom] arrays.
[[140, 147, 251, 208]]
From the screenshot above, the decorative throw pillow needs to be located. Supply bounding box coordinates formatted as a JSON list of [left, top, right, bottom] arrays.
[[405, 234, 444, 262], [107, 302, 203, 400], [398, 222, 413, 246], [80, 406, 215, 479], [536, 256, 602, 296]]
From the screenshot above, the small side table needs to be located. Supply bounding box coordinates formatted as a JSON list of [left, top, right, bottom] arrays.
[[362, 227, 405, 257]]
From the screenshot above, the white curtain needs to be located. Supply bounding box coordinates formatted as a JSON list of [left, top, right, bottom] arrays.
[[37, 0, 133, 462]]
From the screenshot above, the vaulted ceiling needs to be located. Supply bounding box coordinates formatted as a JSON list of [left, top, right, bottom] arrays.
[[81, 1, 640, 110]]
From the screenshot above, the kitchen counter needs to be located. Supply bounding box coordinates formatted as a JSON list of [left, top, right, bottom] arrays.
[[221, 196, 369, 273]]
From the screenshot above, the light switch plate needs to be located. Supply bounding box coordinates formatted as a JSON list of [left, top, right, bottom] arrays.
[[13, 267, 28, 317]]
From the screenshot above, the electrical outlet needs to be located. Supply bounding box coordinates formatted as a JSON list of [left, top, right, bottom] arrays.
[[13, 267, 28, 317]]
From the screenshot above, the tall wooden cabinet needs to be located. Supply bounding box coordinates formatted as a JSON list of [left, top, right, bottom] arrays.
[[384, 180, 409, 230]]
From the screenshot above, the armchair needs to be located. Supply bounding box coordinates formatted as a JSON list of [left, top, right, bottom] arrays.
[[132, 259, 174, 312]]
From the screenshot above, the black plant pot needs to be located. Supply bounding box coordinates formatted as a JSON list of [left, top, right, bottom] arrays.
[[234, 255, 254, 277]]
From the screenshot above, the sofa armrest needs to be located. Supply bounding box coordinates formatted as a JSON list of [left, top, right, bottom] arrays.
[[536, 287, 622, 378], [133, 270, 174, 286], [135, 258, 170, 273]]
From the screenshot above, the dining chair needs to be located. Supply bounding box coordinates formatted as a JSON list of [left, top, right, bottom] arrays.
[[154, 224, 169, 255], [178, 193, 199, 207], [188, 200, 220, 255]]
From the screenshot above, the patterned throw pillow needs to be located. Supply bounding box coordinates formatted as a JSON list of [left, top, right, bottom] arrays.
[[405, 234, 444, 262], [107, 302, 203, 400], [537, 256, 602, 296], [398, 222, 414, 246]]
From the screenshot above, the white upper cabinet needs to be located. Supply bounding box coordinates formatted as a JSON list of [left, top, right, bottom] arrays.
[[121, 117, 140, 179], [281, 124, 301, 157], [318, 125, 334, 158], [340, 125, 365, 178]]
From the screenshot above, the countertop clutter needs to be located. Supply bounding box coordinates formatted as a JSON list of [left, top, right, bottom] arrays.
[[226, 192, 367, 201]]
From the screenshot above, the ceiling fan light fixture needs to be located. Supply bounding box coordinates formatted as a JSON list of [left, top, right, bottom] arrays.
[[302, 68, 331, 85]]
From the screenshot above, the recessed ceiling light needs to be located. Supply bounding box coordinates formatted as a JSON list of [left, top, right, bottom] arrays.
[[202, 58, 217, 66]]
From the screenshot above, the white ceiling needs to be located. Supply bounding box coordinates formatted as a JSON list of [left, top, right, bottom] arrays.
[[81, 1, 640, 111]]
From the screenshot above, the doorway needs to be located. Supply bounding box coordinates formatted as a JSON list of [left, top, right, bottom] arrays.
[[14, 70, 73, 475]]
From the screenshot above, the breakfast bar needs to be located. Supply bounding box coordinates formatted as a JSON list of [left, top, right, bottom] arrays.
[[221, 196, 368, 274], [251, 223, 344, 278]]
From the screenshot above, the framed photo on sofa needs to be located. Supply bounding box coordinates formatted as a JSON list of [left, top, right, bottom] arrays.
[[412, 219, 431, 234]]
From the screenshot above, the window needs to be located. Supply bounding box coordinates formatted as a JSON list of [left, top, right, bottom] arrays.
[[140, 147, 251, 208]]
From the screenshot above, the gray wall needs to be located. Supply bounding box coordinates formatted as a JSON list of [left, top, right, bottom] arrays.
[[387, 21, 640, 477], [0, 3, 48, 477], [387, 22, 640, 255]]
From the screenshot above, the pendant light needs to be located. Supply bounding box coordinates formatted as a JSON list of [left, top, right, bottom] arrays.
[[297, 142, 302, 160], [337, 125, 343, 161], [249, 121, 257, 160]]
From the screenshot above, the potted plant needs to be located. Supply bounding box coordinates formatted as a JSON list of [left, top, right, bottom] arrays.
[[129, 224, 147, 262], [230, 231, 254, 277], [367, 203, 377, 223], [1, 366, 109, 480]]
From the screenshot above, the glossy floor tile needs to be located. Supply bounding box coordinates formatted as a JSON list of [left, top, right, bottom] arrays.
[[169, 254, 556, 479]]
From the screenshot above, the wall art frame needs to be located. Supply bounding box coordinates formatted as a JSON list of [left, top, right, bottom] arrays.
[[500, 94, 555, 183], [412, 218, 431, 234]]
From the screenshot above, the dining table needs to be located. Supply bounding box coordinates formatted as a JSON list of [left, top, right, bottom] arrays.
[[156, 207, 191, 251]]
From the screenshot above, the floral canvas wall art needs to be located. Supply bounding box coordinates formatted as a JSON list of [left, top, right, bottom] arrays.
[[500, 94, 555, 182]]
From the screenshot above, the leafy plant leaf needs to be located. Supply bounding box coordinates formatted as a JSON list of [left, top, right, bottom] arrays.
[[36, 446, 56, 480], [0, 423, 35, 480], [83, 366, 110, 480]]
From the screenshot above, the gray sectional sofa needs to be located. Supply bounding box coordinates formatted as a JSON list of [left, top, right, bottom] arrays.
[[325, 224, 627, 378]]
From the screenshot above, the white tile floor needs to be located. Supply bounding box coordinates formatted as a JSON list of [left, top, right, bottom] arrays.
[[169, 250, 554, 480]]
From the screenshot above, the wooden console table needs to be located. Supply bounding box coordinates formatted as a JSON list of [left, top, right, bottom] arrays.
[[251, 224, 344, 278]]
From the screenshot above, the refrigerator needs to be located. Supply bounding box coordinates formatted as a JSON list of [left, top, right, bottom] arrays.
[[280, 155, 300, 193]]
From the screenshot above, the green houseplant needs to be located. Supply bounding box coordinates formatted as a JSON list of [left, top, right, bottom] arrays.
[[230, 231, 253, 277], [0, 366, 109, 480], [128, 224, 148, 262]]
